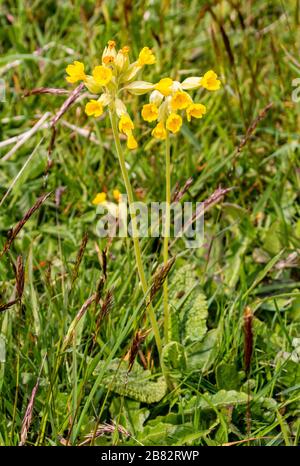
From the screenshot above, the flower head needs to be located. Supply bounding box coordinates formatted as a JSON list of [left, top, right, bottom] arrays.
[[65, 40, 157, 150], [186, 103, 206, 121], [137, 47, 156, 66], [155, 78, 173, 96], [66, 61, 87, 83], [92, 192, 107, 205], [152, 121, 167, 140], [126, 132, 138, 149], [200, 70, 221, 91], [142, 70, 220, 140], [119, 114, 134, 135], [85, 100, 103, 117], [171, 91, 192, 110], [92, 65, 113, 86], [166, 113, 182, 133], [142, 103, 159, 122]]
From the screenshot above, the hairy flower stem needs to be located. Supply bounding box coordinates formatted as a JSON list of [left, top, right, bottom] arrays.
[[109, 109, 162, 356], [163, 131, 171, 344]]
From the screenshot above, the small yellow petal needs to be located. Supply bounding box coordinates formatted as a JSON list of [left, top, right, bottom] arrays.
[[92, 192, 107, 205], [92, 65, 113, 86], [155, 78, 173, 96], [127, 132, 138, 150], [66, 61, 87, 83], [137, 47, 156, 66], [166, 113, 182, 133], [171, 91, 192, 110], [141, 103, 159, 122], [186, 103, 206, 122], [85, 100, 103, 117], [200, 70, 221, 91], [151, 121, 167, 140], [119, 114, 134, 135]]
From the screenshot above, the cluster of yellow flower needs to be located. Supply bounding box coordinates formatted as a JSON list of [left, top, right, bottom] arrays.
[[66, 40, 155, 149], [65, 40, 220, 148], [92, 189, 121, 205], [142, 70, 220, 139]]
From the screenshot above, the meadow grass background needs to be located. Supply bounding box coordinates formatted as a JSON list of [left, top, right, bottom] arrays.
[[0, 0, 300, 446]]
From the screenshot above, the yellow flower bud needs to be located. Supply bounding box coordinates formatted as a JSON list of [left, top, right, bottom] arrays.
[[124, 81, 155, 95], [149, 90, 164, 106], [115, 98, 127, 118], [181, 76, 201, 90], [85, 76, 102, 94]]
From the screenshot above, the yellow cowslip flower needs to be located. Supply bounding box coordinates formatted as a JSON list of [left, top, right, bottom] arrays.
[[92, 192, 107, 205], [126, 131, 138, 149], [66, 61, 87, 83], [200, 70, 221, 91], [92, 65, 113, 86], [142, 70, 219, 140], [166, 113, 182, 133], [85, 100, 103, 117], [171, 91, 192, 110], [152, 121, 167, 140], [141, 103, 158, 122], [65, 40, 165, 150], [113, 189, 121, 202], [137, 47, 156, 66], [119, 114, 134, 135], [155, 78, 173, 96], [186, 103, 206, 121]]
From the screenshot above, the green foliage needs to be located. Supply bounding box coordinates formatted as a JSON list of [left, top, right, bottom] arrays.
[[95, 359, 167, 404], [168, 264, 208, 344]]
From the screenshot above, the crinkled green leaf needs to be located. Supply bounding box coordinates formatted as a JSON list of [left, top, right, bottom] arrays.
[[186, 329, 219, 373], [169, 265, 208, 344], [161, 341, 187, 383], [94, 359, 167, 403], [185, 390, 249, 414]]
